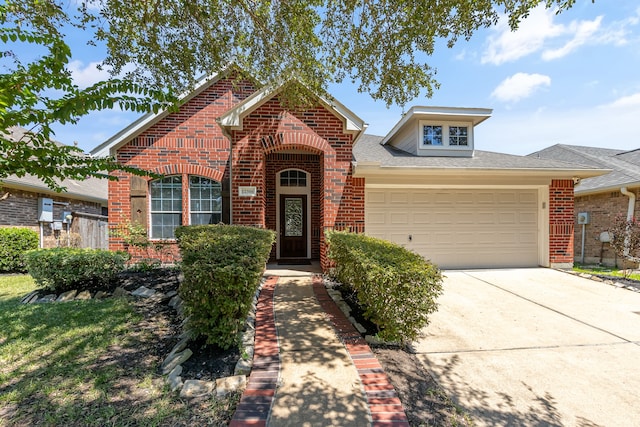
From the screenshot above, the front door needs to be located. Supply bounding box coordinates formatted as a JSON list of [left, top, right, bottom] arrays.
[[279, 194, 307, 258]]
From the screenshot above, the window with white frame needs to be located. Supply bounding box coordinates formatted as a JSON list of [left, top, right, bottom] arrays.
[[149, 175, 223, 239], [420, 122, 470, 148], [280, 169, 307, 187], [422, 125, 443, 146], [448, 126, 468, 146], [189, 176, 222, 225], [150, 176, 183, 239]]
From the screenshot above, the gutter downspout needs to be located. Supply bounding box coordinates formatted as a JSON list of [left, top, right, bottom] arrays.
[[620, 187, 636, 256]]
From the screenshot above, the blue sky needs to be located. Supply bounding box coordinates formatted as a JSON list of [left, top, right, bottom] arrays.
[[50, 1, 640, 156]]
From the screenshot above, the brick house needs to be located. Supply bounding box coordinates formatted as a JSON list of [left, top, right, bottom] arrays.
[[1, 127, 108, 248], [92, 71, 604, 270], [530, 144, 640, 266]]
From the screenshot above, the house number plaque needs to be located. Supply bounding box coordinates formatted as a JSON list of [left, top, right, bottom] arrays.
[[238, 186, 257, 197]]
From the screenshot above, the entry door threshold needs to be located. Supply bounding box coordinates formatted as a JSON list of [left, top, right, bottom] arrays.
[[277, 258, 312, 265]]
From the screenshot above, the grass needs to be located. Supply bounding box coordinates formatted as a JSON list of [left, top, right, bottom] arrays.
[[573, 264, 640, 281], [0, 274, 238, 426]]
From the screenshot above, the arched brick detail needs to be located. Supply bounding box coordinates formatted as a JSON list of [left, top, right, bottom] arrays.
[[262, 132, 330, 155], [151, 164, 224, 182]]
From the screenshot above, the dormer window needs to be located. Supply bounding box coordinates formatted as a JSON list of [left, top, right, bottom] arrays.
[[421, 122, 469, 148], [380, 106, 491, 158]]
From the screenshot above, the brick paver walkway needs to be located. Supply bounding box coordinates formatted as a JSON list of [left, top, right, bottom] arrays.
[[230, 273, 409, 426]]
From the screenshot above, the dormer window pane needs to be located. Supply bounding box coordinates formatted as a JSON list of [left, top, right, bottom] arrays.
[[449, 126, 468, 146], [423, 125, 443, 146]]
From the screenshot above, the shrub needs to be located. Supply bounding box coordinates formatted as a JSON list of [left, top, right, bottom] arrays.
[[24, 248, 129, 292], [326, 230, 443, 344], [176, 224, 275, 349], [0, 227, 39, 273], [607, 215, 640, 275]]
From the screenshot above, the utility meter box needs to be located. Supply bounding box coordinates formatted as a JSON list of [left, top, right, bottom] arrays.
[[51, 221, 63, 231], [38, 197, 54, 222], [577, 212, 590, 225], [62, 211, 72, 224], [599, 231, 612, 243]]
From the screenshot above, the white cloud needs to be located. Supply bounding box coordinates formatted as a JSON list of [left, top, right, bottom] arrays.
[[542, 16, 602, 60], [481, 5, 631, 65], [68, 60, 110, 88], [601, 92, 640, 108], [482, 6, 564, 65], [491, 73, 551, 103]]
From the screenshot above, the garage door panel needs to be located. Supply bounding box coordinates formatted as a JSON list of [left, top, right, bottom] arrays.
[[390, 192, 409, 204], [366, 188, 539, 269], [519, 192, 537, 204], [367, 212, 387, 224], [413, 213, 432, 224], [497, 192, 518, 203], [520, 212, 537, 224], [367, 191, 386, 204], [476, 193, 496, 204], [477, 212, 496, 224], [499, 212, 517, 224], [390, 213, 408, 224], [411, 192, 431, 204]]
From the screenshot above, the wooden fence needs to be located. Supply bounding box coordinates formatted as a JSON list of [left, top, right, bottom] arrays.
[[70, 212, 109, 249]]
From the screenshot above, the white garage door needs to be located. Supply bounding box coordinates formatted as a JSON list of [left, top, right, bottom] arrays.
[[365, 188, 539, 269]]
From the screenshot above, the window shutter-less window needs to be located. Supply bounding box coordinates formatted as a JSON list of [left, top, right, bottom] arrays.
[[130, 176, 148, 227]]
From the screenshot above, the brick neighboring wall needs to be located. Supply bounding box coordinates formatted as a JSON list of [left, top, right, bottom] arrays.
[[0, 187, 103, 247], [574, 189, 639, 265], [549, 179, 575, 267]]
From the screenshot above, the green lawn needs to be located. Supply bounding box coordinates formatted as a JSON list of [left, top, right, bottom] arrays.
[[0, 275, 237, 426], [573, 264, 640, 281]]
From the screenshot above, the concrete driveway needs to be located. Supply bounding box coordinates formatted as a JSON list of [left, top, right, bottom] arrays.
[[414, 268, 640, 427]]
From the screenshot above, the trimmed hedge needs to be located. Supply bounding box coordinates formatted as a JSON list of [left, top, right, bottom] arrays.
[[326, 230, 443, 344], [24, 248, 129, 292], [175, 224, 276, 349], [0, 227, 39, 273]]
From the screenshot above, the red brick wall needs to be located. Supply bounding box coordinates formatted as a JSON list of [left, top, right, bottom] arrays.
[[574, 189, 639, 266], [229, 97, 364, 269], [110, 79, 365, 269], [549, 179, 575, 267], [109, 76, 256, 261]]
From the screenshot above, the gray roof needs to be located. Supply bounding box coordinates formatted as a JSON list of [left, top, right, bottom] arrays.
[[529, 144, 640, 194], [1, 126, 108, 204], [355, 134, 603, 173]]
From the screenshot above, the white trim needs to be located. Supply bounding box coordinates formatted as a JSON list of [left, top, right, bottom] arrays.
[[539, 185, 550, 267], [353, 165, 606, 179], [275, 169, 311, 259]]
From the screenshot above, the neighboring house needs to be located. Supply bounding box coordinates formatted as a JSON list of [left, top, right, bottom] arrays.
[[91, 71, 604, 270], [529, 144, 640, 266], [1, 126, 109, 249]]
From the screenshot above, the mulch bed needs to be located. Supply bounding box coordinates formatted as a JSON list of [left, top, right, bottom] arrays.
[[29, 268, 470, 426]]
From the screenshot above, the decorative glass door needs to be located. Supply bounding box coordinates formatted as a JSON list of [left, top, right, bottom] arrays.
[[279, 194, 307, 258]]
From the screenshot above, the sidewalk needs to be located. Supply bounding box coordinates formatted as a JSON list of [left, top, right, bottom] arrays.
[[229, 265, 409, 426]]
